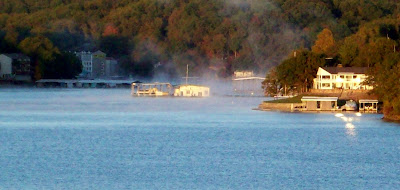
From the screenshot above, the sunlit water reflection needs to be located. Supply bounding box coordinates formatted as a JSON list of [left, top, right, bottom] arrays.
[[0, 88, 399, 189]]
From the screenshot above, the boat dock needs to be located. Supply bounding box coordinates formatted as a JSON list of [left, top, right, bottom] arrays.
[[36, 79, 137, 88], [131, 82, 173, 96]]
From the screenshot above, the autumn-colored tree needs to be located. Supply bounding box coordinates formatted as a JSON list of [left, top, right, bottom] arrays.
[[18, 36, 81, 79], [312, 28, 335, 56], [102, 24, 119, 36]]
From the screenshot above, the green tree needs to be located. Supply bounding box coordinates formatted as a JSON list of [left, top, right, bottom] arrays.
[[262, 67, 279, 96], [275, 50, 325, 93]]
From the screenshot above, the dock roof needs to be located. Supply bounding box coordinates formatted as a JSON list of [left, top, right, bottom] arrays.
[[359, 99, 379, 103], [301, 96, 338, 101]]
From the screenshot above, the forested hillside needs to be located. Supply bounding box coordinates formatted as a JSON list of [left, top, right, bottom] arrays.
[[1, 0, 399, 79]]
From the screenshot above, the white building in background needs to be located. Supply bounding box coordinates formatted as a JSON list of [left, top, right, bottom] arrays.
[[313, 67, 373, 90], [174, 85, 210, 97], [75, 51, 93, 77], [232, 70, 265, 96]]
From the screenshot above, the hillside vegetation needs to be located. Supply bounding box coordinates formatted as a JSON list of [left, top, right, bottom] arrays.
[[1, 0, 399, 78]]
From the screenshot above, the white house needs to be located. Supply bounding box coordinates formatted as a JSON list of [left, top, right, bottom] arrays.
[[0, 53, 31, 81], [174, 85, 210, 97], [0, 54, 12, 78], [313, 67, 373, 90]]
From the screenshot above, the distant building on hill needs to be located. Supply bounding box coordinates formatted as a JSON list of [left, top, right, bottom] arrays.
[[233, 70, 254, 78], [313, 66, 373, 90], [0, 53, 31, 82], [75, 50, 119, 79], [232, 70, 265, 96]]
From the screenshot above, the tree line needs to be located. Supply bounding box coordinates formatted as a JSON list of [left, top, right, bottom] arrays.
[[1, 0, 399, 80]]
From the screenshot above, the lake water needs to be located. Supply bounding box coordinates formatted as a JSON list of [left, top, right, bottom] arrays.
[[0, 88, 399, 189]]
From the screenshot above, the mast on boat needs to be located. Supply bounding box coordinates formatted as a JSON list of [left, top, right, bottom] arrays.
[[186, 64, 188, 85]]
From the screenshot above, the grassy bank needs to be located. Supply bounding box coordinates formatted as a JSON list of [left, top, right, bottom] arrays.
[[265, 95, 304, 103]]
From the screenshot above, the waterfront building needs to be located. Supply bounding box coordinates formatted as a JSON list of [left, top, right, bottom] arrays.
[[313, 66, 373, 90], [301, 96, 338, 111], [131, 82, 173, 96], [0, 53, 31, 81]]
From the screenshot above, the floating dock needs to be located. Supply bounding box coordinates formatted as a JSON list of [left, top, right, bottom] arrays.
[[36, 79, 136, 88]]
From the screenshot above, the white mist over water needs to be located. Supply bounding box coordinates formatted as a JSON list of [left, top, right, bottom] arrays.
[[0, 88, 399, 189]]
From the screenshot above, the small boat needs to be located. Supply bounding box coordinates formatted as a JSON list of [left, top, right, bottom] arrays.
[[341, 100, 357, 111], [173, 64, 210, 97], [273, 95, 293, 100]]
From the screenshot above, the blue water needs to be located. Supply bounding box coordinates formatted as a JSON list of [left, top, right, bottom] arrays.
[[0, 88, 399, 189]]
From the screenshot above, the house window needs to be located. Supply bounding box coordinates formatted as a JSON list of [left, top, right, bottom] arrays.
[[317, 101, 321, 109], [186, 90, 190, 94], [353, 75, 357, 79], [322, 83, 331, 87], [322, 75, 330, 79], [331, 101, 336, 108], [340, 75, 344, 79]]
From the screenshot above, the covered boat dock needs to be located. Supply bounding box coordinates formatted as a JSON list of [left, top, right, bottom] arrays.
[[359, 99, 378, 112]]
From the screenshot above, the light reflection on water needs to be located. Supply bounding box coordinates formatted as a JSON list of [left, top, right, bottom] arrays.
[[335, 112, 365, 137], [0, 88, 399, 189]]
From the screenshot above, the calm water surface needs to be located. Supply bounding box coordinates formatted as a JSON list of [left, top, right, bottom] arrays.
[[0, 88, 399, 189]]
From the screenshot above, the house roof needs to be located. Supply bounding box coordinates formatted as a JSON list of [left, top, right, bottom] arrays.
[[92, 50, 106, 55], [176, 84, 209, 88], [233, 77, 265, 81], [321, 67, 368, 74], [2, 53, 30, 60]]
